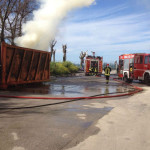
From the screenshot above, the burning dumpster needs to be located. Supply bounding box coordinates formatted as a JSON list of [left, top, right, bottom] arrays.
[[0, 42, 51, 89]]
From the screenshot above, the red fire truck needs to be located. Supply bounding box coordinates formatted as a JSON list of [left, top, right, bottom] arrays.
[[118, 53, 150, 84], [84, 54, 103, 76]]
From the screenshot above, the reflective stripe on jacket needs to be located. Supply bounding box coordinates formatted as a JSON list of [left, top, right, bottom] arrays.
[[104, 67, 111, 76], [94, 68, 97, 72]]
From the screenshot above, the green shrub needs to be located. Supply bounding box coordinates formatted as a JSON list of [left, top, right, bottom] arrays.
[[50, 61, 78, 76], [63, 61, 78, 73]]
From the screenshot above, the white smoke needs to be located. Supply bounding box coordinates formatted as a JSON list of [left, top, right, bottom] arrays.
[[15, 0, 95, 51]]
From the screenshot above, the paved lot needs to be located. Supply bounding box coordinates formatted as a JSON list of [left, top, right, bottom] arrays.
[[0, 75, 149, 150], [67, 82, 150, 150]]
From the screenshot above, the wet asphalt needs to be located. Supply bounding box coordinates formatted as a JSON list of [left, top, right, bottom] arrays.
[[0, 74, 135, 150]]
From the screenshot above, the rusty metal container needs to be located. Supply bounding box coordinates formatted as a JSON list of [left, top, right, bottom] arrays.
[[0, 42, 51, 89]]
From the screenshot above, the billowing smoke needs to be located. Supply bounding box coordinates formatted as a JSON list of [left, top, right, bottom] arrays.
[[15, 0, 95, 51]]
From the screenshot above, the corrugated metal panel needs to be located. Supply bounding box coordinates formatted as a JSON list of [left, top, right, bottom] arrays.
[[0, 42, 51, 89]]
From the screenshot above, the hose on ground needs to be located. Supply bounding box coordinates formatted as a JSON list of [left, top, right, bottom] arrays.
[[0, 77, 143, 110]]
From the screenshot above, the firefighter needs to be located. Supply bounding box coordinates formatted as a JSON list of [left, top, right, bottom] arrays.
[[94, 67, 97, 76], [89, 67, 92, 72], [89, 67, 94, 75], [93, 64, 98, 76], [104, 64, 111, 84]]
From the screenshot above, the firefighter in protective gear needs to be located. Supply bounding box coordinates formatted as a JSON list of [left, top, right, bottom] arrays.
[[89, 67, 93, 72], [94, 67, 97, 76], [104, 64, 111, 84], [89, 67, 94, 75]]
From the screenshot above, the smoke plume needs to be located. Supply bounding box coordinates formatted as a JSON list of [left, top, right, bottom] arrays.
[[15, 0, 95, 51]]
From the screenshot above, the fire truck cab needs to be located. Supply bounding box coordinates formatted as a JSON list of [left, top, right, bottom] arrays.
[[84, 55, 103, 76], [118, 53, 150, 84]]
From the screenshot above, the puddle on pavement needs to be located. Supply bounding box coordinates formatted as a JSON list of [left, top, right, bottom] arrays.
[[8, 81, 132, 97]]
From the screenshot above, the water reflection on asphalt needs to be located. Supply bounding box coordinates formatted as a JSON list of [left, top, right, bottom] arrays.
[[8, 80, 133, 97]]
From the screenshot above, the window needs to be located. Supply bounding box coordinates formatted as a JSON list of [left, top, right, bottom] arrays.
[[145, 56, 148, 64], [135, 56, 139, 64], [124, 59, 129, 70], [119, 59, 124, 70], [140, 56, 143, 64], [130, 58, 134, 64], [134, 56, 143, 64], [135, 57, 137, 63]]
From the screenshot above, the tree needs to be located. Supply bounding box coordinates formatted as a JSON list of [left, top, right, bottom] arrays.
[[0, 0, 37, 44], [52, 49, 56, 62], [50, 39, 57, 61], [0, 0, 17, 43], [62, 44, 67, 62], [79, 51, 86, 69]]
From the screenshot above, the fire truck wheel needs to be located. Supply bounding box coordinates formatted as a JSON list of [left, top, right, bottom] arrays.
[[123, 74, 128, 83], [144, 73, 150, 84], [129, 79, 133, 83], [123, 74, 133, 83]]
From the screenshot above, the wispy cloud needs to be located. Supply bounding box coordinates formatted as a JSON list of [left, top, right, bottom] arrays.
[[67, 4, 129, 22], [136, 0, 150, 9], [55, 2, 150, 63]]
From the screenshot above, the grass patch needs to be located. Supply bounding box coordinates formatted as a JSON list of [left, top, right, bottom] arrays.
[[50, 61, 79, 76]]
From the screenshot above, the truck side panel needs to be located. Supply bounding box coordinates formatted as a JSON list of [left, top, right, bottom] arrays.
[[85, 59, 90, 74], [0, 42, 51, 89], [99, 60, 103, 73]]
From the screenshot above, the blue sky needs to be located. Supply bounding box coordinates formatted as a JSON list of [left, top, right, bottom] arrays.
[[55, 0, 150, 64]]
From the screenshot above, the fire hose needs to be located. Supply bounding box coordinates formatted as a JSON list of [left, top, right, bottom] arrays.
[[0, 77, 143, 110]]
